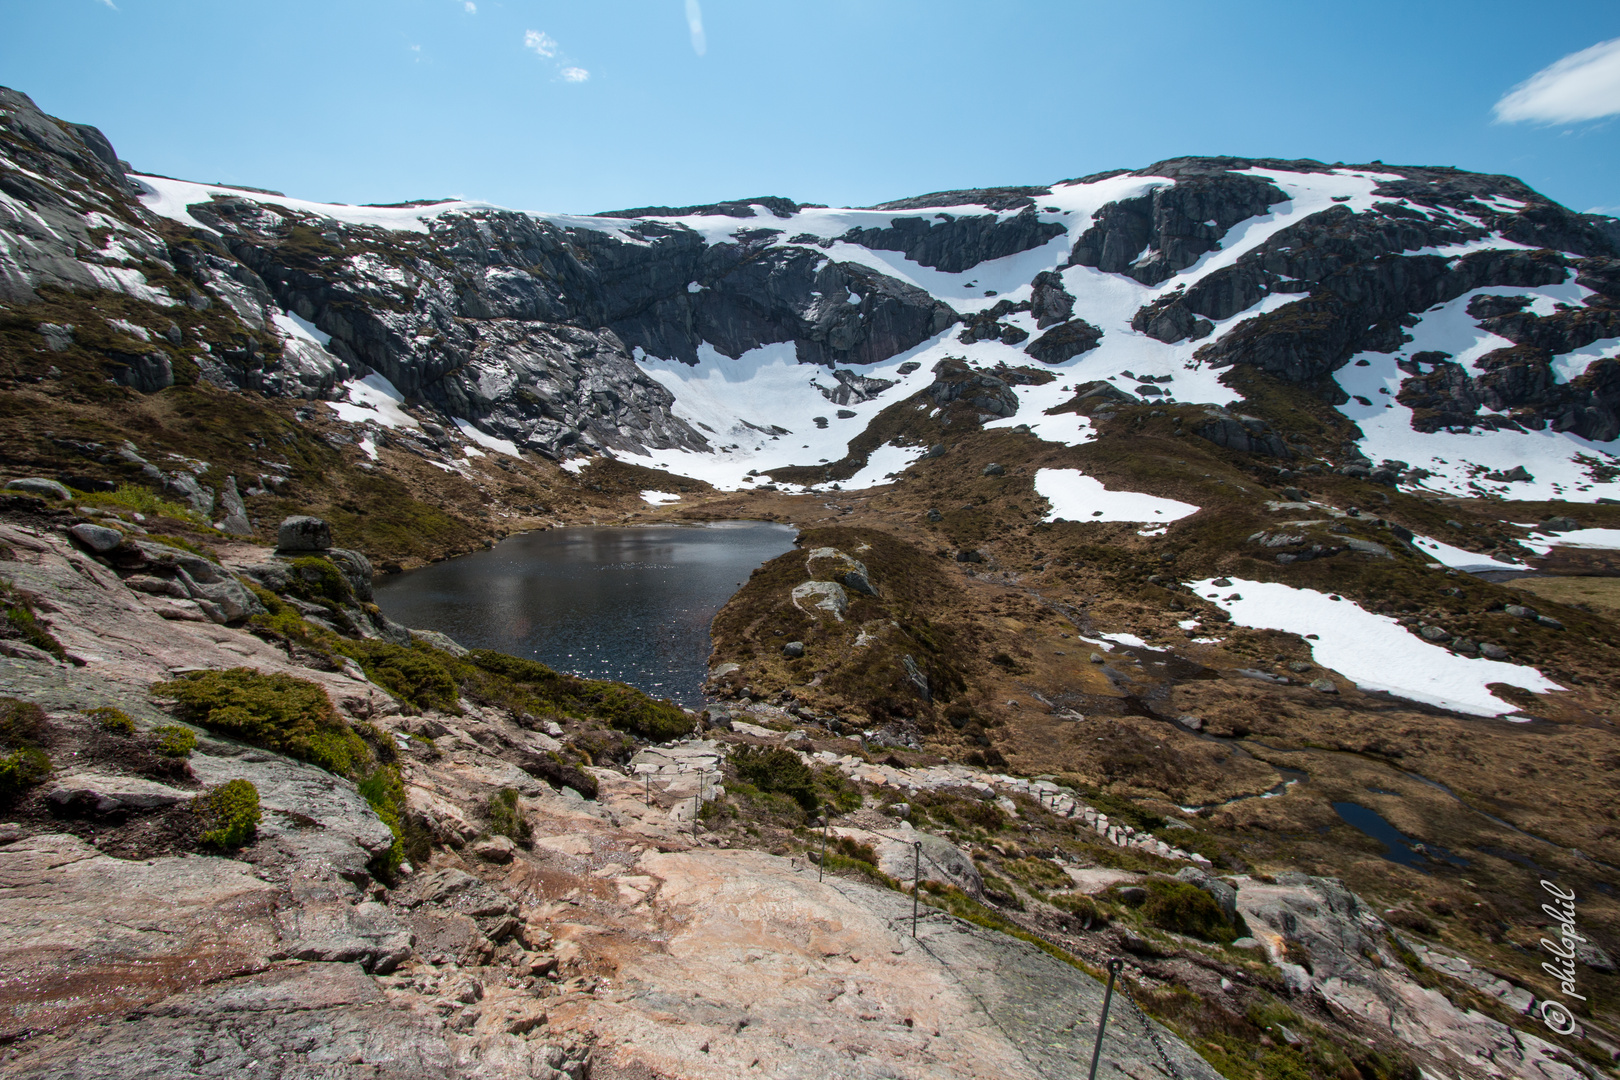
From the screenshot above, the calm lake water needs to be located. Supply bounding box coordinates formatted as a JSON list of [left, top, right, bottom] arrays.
[[372, 522, 797, 705]]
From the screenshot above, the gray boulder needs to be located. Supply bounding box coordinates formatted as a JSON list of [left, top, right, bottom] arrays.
[[216, 476, 252, 536], [6, 477, 71, 501], [791, 580, 848, 621], [67, 522, 124, 554], [276, 515, 331, 552]]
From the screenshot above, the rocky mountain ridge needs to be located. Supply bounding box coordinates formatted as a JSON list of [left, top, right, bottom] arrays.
[[7, 85, 1620, 492]]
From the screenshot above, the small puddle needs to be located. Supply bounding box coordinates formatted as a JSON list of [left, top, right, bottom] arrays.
[[1332, 801, 1469, 870]]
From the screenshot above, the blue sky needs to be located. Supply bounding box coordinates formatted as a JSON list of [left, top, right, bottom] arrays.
[[5, 0, 1620, 215]]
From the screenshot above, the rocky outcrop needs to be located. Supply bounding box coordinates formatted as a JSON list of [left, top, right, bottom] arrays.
[[836, 205, 1066, 274], [924, 358, 1021, 416]]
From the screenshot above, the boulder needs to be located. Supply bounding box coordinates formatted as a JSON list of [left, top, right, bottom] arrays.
[[47, 772, 192, 814], [67, 522, 124, 553], [791, 580, 848, 621], [804, 547, 876, 596], [216, 476, 252, 536], [273, 898, 413, 974], [276, 515, 331, 552], [782, 641, 805, 658], [5, 477, 71, 501], [325, 547, 375, 602]]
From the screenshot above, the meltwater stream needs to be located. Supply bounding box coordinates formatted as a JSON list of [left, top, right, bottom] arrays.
[[372, 522, 797, 706]]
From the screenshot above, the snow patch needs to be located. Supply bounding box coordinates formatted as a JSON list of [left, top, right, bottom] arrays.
[[1034, 468, 1200, 524], [1189, 578, 1561, 717], [1523, 528, 1620, 553], [273, 309, 331, 348], [325, 373, 420, 430], [641, 491, 681, 506], [452, 418, 521, 458], [1409, 535, 1525, 572]]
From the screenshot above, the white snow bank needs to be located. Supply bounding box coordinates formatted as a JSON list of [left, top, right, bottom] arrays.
[[1034, 468, 1199, 524], [1189, 578, 1561, 717], [273, 309, 331, 347], [1098, 632, 1167, 652], [452, 418, 521, 458], [1409, 534, 1525, 572], [842, 442, 926, 489], [1523, 527, 1620, 553], [324, 373, 419, 429], [641, 491, 681, 506]]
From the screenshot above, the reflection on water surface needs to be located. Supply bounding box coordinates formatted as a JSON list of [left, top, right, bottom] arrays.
[[373, 522, 797, 705]]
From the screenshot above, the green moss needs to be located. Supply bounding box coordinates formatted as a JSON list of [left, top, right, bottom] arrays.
[[87, 705, 135, 734], [80, 483, 210, 528], [194, 778, 261, 848], [153, 724, 197, 758], [153, 667, 371, 777], [1, 580, 66, 660], [354, 644, 458, 712], [485, 786, 534, 847]]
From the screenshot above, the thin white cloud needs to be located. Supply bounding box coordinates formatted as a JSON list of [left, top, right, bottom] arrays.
[[1495, 37, 1620, 124], [685, 0, 706, 56], [463, 1, 476, 12], [559, 67, 589, 83], [95, 0, 117, 9], [524, 29, 559, 59]]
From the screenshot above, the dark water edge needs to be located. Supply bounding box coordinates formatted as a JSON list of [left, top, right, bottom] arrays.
[[372, 521, 797, 706]]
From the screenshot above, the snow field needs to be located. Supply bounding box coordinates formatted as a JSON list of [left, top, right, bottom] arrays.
[[1188, 578, 1562, 717], [1408, 535, 1525, 572], [1523, 528, 1620, 553]]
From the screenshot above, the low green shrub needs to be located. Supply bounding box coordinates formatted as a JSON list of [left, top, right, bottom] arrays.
[[194, 778, 260, 848], [485, 786, 533, 847], [730, 744, 818, 811], [87, 705, 135, 735], [0, 697, 50, 798], [153, 724, 198, 758], [0, 747, 50, 796], [152, 668, 370, 777], [583, 682, 692, 741], [1136, 877, 1236, 943], [357, 765, 406, 876], [363, 648, 458, 712]]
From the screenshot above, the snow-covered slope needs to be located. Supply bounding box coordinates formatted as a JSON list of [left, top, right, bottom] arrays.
[[7, 82, 1620, 500]]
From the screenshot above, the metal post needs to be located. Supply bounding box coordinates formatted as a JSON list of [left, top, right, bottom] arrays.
[[819, 808, 828, 882], [1088, 958, 1124, 1080], [911, 840, 922, 938], [693, 770, 703, 842]]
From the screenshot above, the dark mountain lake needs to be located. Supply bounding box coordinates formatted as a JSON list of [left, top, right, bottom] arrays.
[[373, 521, 797, 705]]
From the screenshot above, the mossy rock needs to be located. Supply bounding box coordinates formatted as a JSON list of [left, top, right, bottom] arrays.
[[357, 765, 406, 876], [1132, 877, 1237, 943], [153, 667, 370, 777]]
